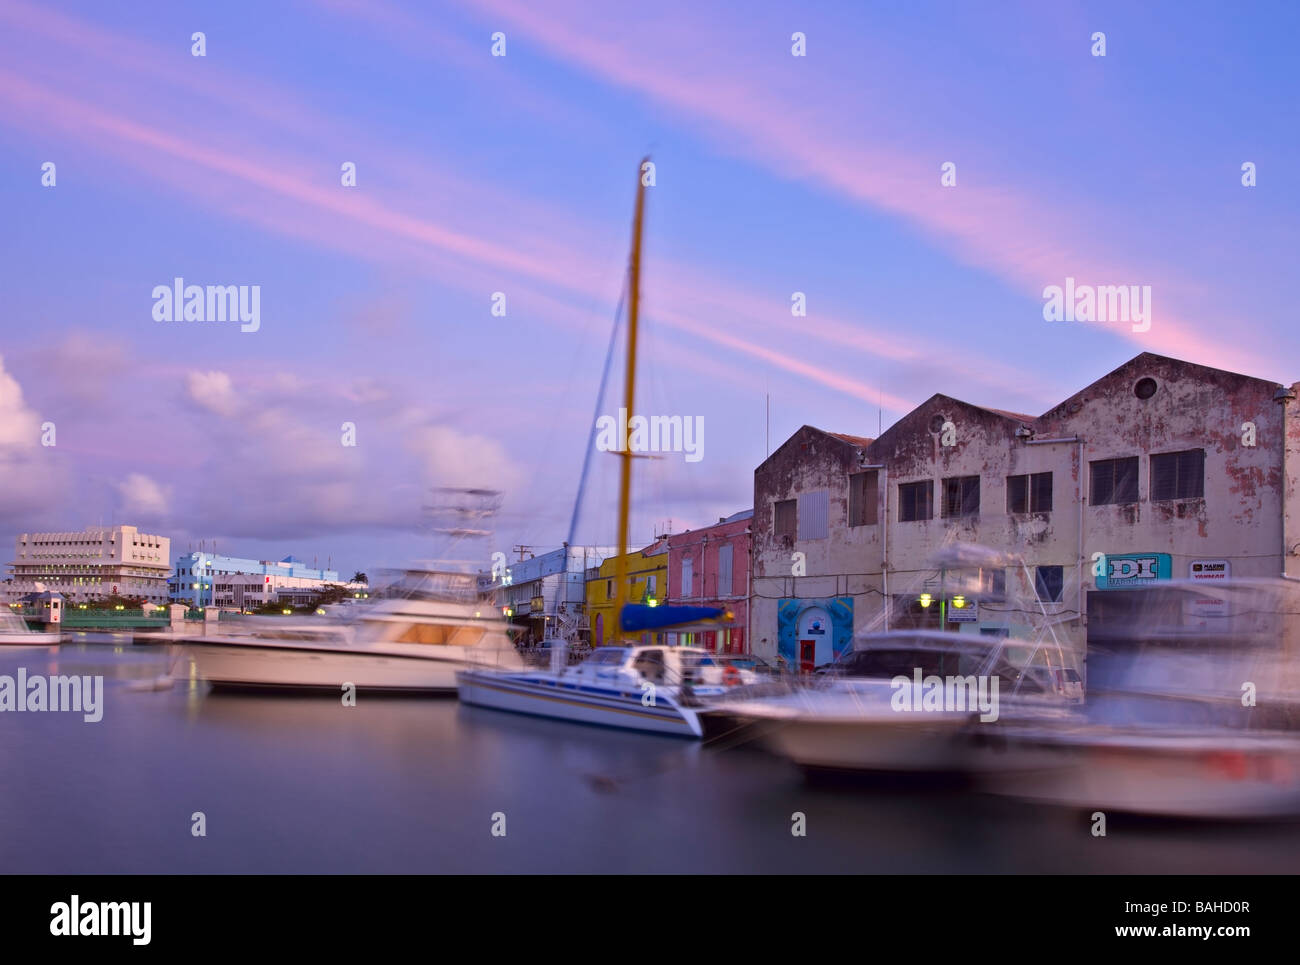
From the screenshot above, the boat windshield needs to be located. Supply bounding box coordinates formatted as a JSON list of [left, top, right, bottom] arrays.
[[584, 647, 628, 666], [834, 648, 982, 679]]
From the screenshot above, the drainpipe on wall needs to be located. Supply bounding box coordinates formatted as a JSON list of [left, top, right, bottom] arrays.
[[745, 526, 753, 655], [1022, 435, 1084, 625], [1078, 440, 1085, 625], [1276, 384, 1299, 582]]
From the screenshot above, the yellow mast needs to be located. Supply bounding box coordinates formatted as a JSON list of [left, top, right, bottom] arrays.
[[612, 157, 648, 635]]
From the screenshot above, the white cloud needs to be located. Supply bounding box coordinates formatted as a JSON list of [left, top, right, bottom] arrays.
[[408, 425, 519, 494], [116, 472, 170, 518], [185, 370, 238, 416], [0, 353, 40, 447], [0, 355, 69, 526]]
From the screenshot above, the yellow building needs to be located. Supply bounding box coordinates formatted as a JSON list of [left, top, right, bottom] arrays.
[[585, 540, 669, 647]]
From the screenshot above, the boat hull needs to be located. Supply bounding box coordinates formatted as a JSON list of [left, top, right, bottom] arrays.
[[188, 639, 505, 694], [457, 669, 703, 738], [759, 713, 976, 773], [989, 732, 1300, 820], [0, 631, 62, 646]]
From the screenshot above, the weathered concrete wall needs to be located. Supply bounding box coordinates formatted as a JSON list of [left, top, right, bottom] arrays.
[[751, 427, 879, 660]]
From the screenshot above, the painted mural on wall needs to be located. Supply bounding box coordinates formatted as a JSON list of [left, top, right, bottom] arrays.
[[777, 596, 854, 668]]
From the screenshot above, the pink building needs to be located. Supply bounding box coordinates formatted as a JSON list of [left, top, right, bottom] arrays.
[[665, 509, 752, 653]]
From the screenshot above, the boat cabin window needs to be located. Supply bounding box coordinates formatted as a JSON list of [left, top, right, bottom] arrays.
[[395, 624, 486, 646], [633, 650, 667, 683], [585, 648, 627, 666]]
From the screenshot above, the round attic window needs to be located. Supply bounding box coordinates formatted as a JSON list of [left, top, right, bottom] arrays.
[[928, 414, 946, 434], [1134, 378, 1158, 400]]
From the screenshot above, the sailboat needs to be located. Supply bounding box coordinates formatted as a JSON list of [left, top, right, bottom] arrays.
[[456, 158, 735, 737]]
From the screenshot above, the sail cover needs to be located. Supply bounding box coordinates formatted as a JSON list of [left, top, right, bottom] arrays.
[[619, 603, 729, 633]]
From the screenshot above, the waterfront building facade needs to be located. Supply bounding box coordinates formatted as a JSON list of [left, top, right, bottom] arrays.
[[170, 553, 349, 609], [585, 541, 670, 647], [663, 510, 752, 652], [488, 544, 618, 645], [5, 525, 171, 604], [751, 352, 1300, 671]]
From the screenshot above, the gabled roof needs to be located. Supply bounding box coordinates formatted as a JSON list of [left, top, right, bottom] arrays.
[[826, 432, 875, 448], [1040, 351, 1283, 418], [758, 425, 874, 473], [972, 406, 1035, 424]]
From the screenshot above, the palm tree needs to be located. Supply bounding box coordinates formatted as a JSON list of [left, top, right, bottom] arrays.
[[351, 571, 368, 585]]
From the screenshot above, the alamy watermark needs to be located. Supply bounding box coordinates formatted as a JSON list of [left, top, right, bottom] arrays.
[[890, 668, 999, 722], [50, 895, 150, 945], [1042, 277, 1151, 333], [0, 669, 103, 722], [595, 407, 704, 462], [152, 277, 260, 333]]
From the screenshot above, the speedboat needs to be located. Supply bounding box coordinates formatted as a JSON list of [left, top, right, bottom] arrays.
[[707, 629, 1084, 774], [0, 608, 61, 646], [457, 643, 742, 738], [184, 567, 523, 694]]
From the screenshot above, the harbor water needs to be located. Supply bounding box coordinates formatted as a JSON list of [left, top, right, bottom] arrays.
[[2, 637, 1298, 874]]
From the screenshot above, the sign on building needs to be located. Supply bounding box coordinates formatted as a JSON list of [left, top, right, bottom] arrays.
[[1187, 559, 1231, 623], [947, 601, 979, 623], [1189, 559, 1230, 581], [1095, 553, 1172, 590]]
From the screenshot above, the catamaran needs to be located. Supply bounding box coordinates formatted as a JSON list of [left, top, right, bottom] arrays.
[[457, 158, 737, 736]]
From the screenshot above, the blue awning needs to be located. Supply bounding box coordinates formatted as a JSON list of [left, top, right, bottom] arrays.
[[619, 603, 730, 633]]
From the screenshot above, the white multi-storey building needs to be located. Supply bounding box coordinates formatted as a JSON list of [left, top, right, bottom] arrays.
[[5, 525, 171, 604]]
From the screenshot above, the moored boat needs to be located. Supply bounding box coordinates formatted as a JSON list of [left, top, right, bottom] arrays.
[[707, 628, 1084, 774], [458, 644, 729, 738], [184, 566, 522, 694], [0, 608, 61, 646]]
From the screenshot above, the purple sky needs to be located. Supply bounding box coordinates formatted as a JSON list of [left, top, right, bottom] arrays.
[[2, 0, 1297, 576]]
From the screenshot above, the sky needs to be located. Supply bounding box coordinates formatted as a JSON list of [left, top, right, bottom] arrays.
[[1, 0, 1297, 578]]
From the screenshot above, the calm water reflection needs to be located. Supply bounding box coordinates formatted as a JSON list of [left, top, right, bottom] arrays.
[[1, 638, 1297, 873]]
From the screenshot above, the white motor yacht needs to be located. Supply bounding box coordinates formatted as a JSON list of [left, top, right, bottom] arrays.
[[184, 567, 523, 694]]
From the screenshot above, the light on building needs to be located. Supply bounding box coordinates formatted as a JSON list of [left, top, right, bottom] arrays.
[[919, 593, 932, 608], [647, 597, 658, 607], [952, 595, 966, 609]]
